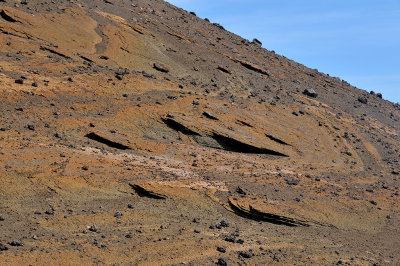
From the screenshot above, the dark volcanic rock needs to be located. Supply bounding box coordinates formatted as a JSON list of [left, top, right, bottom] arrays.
[[358, 96, 368, 104], [252, 38, 262, 46], [89, 224, 98, 232], [8, 241, 23, 247], [114, 212, 123, 218], [219, 219, 230, 227], [45, 209, 54, 215], [303, 88, 318, 98], [285, 178, 299, 185], [239, 250, 254, 258], [217, 246, 226, 253], [217, 258, 227, 266]]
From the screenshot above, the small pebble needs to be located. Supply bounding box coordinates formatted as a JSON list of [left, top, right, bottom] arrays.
[[45, 209, 54, 215], [114, 212, 123, 218], [89, 224, 98, 232], [220, 219, 230, 227]]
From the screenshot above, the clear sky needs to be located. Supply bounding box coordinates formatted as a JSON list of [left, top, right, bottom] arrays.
[[167, 0, 400, 103]]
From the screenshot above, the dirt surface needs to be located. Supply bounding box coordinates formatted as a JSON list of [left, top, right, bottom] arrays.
[[0, 0, 399, 265]]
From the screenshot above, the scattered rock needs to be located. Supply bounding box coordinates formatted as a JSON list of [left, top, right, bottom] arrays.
[[194, 229, 201, 233], [127, 204, 134, 209], [45, 209, 54, 215], [285, 178, 299, 185], [239, 250, 254, 258], [27, 124, 35, 130], [370, 200, 377, 205], [303, 88, 318, 98], [89, 224, 98, 232], [15, 79, 24, 84], [217, 258, 227, 266], [217, 246, 226, 253], [252, 38, 262, 46], [219, 219, 230, 228], [358, 97, 368, 104], [8, 241, 23, 247], [0, 216, 4, 221], [224, 235, 244, 244], [115, 68, 130, 76], [114, 212, 123, 218], [224, 236, 235, 243], [213, 23, 225, 30], [192, 218, 200, 223], [0, 244, 8, 251]]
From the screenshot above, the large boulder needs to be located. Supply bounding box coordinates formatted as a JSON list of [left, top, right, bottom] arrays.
[[303, 88, 318, 98]]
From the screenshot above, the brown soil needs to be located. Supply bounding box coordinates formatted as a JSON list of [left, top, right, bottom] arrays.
[[0, 0, 399, 265]]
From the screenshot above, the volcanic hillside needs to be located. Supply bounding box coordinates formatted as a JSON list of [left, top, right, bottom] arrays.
[[0, 0, 399, 264]]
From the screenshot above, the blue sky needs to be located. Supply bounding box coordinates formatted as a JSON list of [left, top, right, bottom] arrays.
[[168, 0, 400, 103]]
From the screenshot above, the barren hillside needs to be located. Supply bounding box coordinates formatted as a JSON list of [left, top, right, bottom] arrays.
[[0, 0, 399, 265]]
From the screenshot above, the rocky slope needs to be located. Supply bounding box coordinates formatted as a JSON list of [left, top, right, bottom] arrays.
[[0, 0, 399, 265]]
